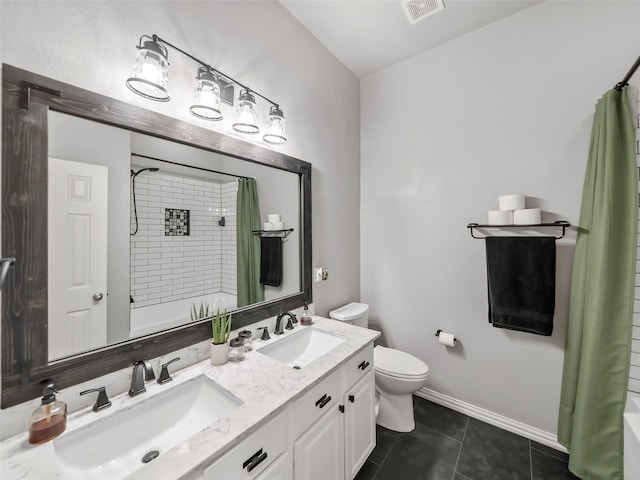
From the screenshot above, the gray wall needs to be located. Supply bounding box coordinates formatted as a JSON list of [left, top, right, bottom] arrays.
[[48, 112, 131, 344], [360, 0, 640, 438]]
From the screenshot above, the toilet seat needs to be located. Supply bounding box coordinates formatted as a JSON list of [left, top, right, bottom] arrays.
[[374, 346, 429, 379]]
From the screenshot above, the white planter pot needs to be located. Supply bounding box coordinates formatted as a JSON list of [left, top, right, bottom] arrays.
[[210, 341, 229, 366]]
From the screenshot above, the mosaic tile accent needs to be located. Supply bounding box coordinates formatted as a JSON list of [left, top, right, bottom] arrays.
[[165, 208, 190, 236]]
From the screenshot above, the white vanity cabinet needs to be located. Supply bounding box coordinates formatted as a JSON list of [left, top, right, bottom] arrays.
[[292, 342, 375, 480], [201, 342, 376, 480], [293, 402, 344, 480], [254, 452, 293, 480], [343, 372, 376, 479], [202, 409, 292, 480]]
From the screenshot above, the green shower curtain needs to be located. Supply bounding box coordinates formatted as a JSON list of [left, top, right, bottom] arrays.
[[558, 88, 638, 479], [236, 178, 264, 308]]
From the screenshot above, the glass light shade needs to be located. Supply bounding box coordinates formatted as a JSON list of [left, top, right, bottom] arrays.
[[232, 90, 259, 134], [263, 106, 287, 145], [189, 67, 223, 121], [126, 38, 170, 102]]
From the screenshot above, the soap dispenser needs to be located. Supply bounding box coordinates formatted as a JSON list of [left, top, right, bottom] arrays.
[[301, 302, 313, 326], [28, 383, 67, 445]]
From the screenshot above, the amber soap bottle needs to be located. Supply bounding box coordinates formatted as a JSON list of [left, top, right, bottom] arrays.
[[28, 383, 67, 445]]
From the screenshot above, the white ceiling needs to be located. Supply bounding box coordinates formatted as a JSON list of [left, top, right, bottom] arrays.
[[280, 0, 543, 78]]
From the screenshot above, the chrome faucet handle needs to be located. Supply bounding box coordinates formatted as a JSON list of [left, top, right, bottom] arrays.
[[285, 317, 295, 330], [80, 386, 112, 412], [157, 357, 181, 385], [290, 313, 298, 324], [257, 327, 271, 341]]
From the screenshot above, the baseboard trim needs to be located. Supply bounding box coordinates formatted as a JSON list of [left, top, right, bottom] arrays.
[[416, 387, 568, 454]]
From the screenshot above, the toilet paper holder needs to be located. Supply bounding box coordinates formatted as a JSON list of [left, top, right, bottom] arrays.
[[435, 330, 457, 346], [435, 329, 454, 339], [466, 220, 570, 239]]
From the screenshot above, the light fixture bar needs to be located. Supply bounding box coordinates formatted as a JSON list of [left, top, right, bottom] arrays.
[[127, 33, 287, 144], [152, 35, 280, 109]]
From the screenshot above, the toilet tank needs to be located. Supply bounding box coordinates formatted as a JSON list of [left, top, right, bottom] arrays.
[[329, 303, 369, 328]]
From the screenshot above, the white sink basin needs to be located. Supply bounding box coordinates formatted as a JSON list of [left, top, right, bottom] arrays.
[[258, 327, 346, 369], [54, 375, 242, 479]]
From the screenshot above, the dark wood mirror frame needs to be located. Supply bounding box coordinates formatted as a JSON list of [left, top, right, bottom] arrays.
[[1, 64, 312, 408]]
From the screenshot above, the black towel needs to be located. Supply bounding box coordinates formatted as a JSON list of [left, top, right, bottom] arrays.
[[486, 237, 556, 336], [260, 237, 283, 287]]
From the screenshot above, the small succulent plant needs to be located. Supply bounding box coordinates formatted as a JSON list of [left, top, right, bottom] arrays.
[[191, 302, 211, 322], [211, 309, 232, 345]]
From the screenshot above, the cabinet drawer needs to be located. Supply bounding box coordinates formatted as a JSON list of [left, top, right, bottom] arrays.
[[344, 343, 374, 389], [203, 409, 289, 479], [293, 369, 342, 437]]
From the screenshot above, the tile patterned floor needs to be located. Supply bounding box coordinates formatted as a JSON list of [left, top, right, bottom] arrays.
[[355, 396, 580, 480]]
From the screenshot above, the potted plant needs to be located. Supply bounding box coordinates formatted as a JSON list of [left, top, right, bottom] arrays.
[[210, 308, 232, 366], [191, 302, 210, 322]]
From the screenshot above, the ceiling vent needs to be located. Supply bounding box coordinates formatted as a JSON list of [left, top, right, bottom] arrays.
[[401, 0, 445, 25]]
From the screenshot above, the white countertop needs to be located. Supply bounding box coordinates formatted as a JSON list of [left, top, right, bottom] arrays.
[[0, 317, 379, 480]]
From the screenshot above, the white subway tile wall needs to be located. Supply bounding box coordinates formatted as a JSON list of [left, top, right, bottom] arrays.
[[130, 171, 237, 310], [632, 99, 640, 394]]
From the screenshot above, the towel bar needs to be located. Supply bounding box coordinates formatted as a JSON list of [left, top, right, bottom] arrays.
[[252, 228, 294, 239], [466, 221, 570, 239]]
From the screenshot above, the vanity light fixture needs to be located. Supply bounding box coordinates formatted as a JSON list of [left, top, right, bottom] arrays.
[[263, 106, 287, 145], [126, 34, 287, 144], [189, 66, 223, 121], [126, 35, 170, 102], [232, 89, 260, 134]]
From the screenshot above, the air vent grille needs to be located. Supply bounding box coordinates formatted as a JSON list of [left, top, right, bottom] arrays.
[[401, 0, 445, 25]]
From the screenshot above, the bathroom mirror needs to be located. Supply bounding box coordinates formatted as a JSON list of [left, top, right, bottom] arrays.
[[1, 64, 312, 407], [47, 112, 301, 361]]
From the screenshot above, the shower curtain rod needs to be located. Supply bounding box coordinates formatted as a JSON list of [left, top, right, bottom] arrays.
[[614, 54, 640, 91], [130, 152, 252, 180]]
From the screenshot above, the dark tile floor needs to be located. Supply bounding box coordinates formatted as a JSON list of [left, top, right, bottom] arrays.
[[355, 396, 579, 480]]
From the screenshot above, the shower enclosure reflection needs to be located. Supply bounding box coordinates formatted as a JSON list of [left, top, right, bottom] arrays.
[[47, 111, 300, 361], [128, 158, 241, 338]]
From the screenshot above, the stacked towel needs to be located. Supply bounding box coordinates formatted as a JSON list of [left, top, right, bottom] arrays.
[[486, 237, 556, 336]]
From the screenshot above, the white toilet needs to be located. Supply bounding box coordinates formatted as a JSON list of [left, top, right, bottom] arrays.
[[329, 303, 429, 432]]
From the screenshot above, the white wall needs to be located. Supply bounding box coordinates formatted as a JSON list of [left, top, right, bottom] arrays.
[[361, 0, 640, 436], [0, 0, 361, 316]]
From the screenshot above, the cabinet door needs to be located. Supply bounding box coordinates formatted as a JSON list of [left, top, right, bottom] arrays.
[[344, 373, 376, 480], [293, 403, 345, 480], [254, 452, 293, 480]]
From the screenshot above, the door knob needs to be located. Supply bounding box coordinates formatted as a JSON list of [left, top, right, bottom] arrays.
[[93, 292, 104, 301]]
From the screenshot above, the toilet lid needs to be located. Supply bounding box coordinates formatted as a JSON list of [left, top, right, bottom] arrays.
[[374, 346, 429, 378]]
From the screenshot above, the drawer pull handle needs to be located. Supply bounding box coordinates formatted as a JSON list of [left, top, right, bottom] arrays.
[[349, 395, 355, 403], [315, 394, 331, 408], [243, 448, 268, 472], [358, 360, 370, 370]]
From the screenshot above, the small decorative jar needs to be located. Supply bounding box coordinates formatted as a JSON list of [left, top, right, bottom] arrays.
[[228, 337, 246, 362], [238, 330, 253, 351]]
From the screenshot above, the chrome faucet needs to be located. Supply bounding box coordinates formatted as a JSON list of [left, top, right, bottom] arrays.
[[129, 360, 156, 397], [274, 312, 297, 335]]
